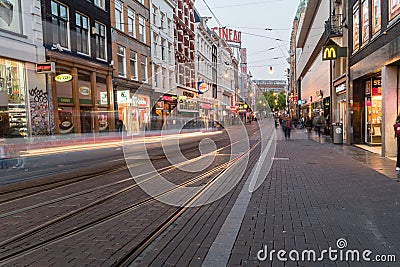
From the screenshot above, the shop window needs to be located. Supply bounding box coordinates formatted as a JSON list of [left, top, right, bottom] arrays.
[[0, 59, 27, 137], [51, 0, 70, 49], [97, 76, 108, 106], [78, 72, 92, 105], [76, 12, 90, 55], [0, 0, 22, 34], [58, 107, 74, 134]]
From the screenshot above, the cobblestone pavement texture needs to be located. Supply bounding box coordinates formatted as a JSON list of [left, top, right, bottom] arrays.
[[135, 127, 400, 267], [2, 126, 399, 267]]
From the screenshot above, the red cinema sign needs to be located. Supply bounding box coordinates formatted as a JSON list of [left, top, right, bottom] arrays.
[[212, 27, 242, 43]]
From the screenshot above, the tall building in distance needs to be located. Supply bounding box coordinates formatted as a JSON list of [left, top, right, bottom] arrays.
[[253, 80, 287, 94]]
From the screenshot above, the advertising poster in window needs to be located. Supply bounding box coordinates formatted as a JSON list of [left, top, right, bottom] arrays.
[[0, 0, 22, 34], [372, 0, 381, 34], [362, 0, 369, 43], [389, 0, 400, 20], [353, 3, 360, 51]]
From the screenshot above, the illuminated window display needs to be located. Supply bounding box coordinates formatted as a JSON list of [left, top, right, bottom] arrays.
[[365, 78, 382, 145], [0, 58, 27, 137]]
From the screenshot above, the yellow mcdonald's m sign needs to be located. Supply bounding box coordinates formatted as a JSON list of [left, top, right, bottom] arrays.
[[322, 45, 337, 60]]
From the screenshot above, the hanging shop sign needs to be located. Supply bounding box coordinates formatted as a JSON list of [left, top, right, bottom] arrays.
[[200, 103, 211, 110], [322, 45, 347, 60], [36, 62, 55, 74], [198, 81, 209, 94], [79, 86, 91, 96], [211, 27, 242, 43], [117, 90, 130, 104], [162, 95, 177, 102], [55, 73, 73, 82]]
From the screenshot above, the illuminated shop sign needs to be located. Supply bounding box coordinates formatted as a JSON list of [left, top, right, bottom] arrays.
[[79, 86, 90, 96], [322, 45, 337, 60], [36, 62, 55, 74], [183, 91, 194, 98], [162, 95, 177, 102], [198, 81, 209, 94], [55, 74, 73, 82], [117, 90, 129, 104], [211, 27, 242, 43]]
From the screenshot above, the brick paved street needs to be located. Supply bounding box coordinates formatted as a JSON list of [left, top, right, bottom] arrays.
[[136, 128, 400, 267]]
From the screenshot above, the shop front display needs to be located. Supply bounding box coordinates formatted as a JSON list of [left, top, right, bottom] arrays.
[[0, 58, 28, 138], [365, 77, 382, 145]]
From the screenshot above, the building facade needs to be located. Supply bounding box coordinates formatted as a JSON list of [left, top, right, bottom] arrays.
[[349, 0, 400, 157], [295, 0, 332, 132], [149, 0, 176, 130], [194, 10, 214, 127], [111, 0, 152, 135], [173, 0, 197, 122], [41, 0, 114, 135], [0, 0, 46, 138]]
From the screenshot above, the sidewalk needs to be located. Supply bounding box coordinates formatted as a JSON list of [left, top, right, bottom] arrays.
[[137, 127, 400, 266]]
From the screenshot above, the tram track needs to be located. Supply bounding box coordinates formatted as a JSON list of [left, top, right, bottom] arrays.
[[0, 154, 241, 265]]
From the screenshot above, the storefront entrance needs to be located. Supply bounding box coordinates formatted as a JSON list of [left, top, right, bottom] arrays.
[[80, 108, 93, 134]]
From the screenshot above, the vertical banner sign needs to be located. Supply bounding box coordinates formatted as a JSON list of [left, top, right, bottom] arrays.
[[241, 48, 247, 64]]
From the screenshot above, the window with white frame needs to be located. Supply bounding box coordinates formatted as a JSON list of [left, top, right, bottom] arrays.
[[167, 18, 172, 35], [162, 68, 167, 89], [160, 12, 165, 30], [168, 43, 172, 63], [137, 0, 144, 5], [117, 45, 126, 77], [115, 0, 123, 31], [140, 55, 148, 82], [130, 50, 137, 80], [161, 38, 166, 61], [95, 21, 107, 60], [139, 16, 146, 42], [154, 64, 159, 87], [51, 0, 69, 49], [169, 70, 174, 90], [153, 33, 158, 57], [153, 5, 158, 26], [76, 12, 89, 55], [94, 0, 105, 10], [128, 8, 135, 37]]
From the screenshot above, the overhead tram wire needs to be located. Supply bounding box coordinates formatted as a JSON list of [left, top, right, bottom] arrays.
[[201, 0, 223, 27]]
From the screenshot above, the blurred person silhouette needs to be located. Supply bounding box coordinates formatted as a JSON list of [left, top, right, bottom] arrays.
[[284, 116, 292, 139]]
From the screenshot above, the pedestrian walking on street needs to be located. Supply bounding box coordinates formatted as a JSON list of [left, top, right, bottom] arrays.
[[394, 115, 400, 174], [284, 117, 292, 139], [314, 115, 324, 137]]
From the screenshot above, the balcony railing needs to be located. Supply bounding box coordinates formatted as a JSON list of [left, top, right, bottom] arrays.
[[324, 14, 343, 40]]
